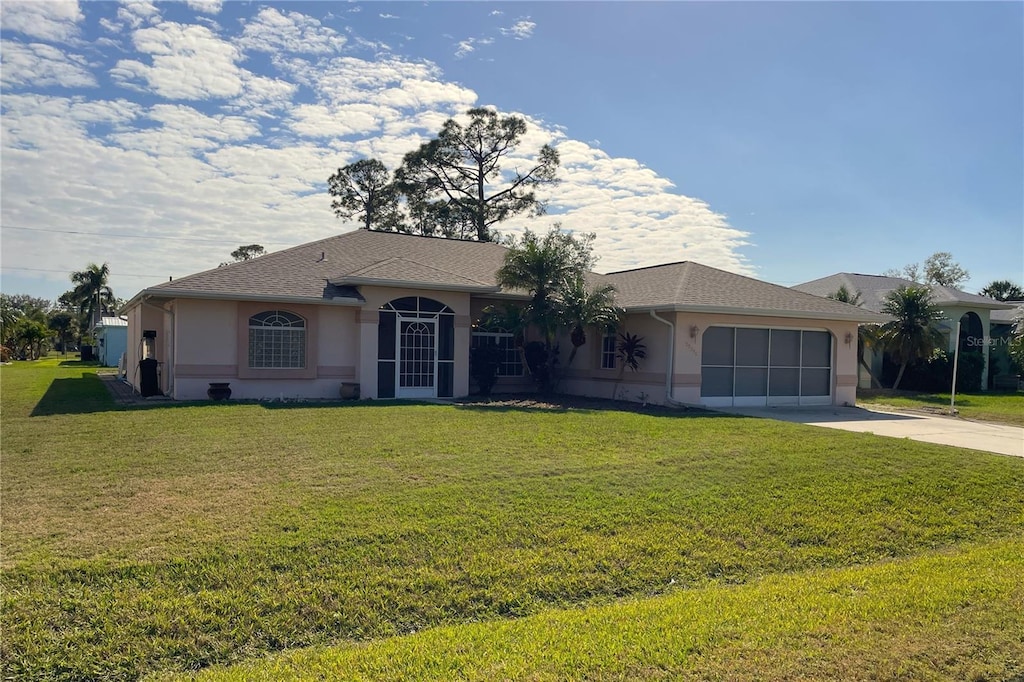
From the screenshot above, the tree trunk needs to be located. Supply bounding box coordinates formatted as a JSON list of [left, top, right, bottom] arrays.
[[892, 361, 908, 390], [476, 159, 487, 241], [858, 357, 881, 389]]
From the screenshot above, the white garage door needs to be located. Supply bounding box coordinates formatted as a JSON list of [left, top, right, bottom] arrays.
[[700, 327, 833, 407]]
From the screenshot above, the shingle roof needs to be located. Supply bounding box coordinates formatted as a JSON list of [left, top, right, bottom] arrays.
[[97, 316, 128, 327], [138, 229, 508, 303], [130, 230, 882, 322], [793, 273, 1013, 314], [991, 302, 1023, 325], [604, 262, 885, 322]]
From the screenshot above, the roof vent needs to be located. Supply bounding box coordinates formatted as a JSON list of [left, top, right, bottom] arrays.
[[317, 251, 325, 262]]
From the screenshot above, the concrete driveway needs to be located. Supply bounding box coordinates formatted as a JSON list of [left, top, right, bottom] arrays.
[[716, 405, 1024, 458]]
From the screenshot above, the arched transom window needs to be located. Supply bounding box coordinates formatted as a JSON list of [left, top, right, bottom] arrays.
[[248, 310, 306, 369]]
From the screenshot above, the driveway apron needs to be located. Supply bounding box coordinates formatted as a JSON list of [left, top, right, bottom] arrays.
[[715, 405, 1024, 458]]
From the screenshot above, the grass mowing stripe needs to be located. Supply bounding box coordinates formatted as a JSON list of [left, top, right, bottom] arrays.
[[169, 537, 1024, 681]]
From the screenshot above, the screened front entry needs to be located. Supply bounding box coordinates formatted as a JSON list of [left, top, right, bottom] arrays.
[[700, 327, 833, 406], [377, 297, 455, 399]]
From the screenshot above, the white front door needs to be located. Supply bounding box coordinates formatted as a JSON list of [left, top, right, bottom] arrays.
[[396, 318, 437, 398]]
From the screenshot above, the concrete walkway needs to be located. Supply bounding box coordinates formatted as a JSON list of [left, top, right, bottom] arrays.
[[716, 405, 1024, 458]]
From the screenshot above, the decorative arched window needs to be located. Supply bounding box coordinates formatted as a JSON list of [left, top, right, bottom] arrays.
[[248, 310, 306, 369]]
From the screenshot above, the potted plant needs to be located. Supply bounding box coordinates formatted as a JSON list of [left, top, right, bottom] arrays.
[[207, 382, 231, 400]]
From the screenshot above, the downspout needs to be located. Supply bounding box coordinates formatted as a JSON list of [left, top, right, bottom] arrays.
[[649, 310, 695, 408]]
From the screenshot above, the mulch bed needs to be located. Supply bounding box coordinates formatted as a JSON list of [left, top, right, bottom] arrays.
[[452, 393, 709, 416]]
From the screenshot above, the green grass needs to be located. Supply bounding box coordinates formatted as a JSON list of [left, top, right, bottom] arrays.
[[172, 538, 1024, 682], [3, 359, 1024, 680], [858, 389, 1024, 426]]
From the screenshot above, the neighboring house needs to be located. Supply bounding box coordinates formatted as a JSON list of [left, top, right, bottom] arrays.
[[93, 316, 128, 369], [988, 301, 1023, 389], [122, 230, 883, 406], [793, 273, 1014, 390]]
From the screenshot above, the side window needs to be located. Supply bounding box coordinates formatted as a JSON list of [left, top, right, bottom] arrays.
[[471, 329, 523, 376], [248, 310, 306, 369], [601, 333, 617, 370]]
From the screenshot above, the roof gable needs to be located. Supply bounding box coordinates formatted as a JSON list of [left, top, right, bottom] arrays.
[[140, 229, 509, 302], [333, 256, 498, 291], [605, 262, 884, 322]]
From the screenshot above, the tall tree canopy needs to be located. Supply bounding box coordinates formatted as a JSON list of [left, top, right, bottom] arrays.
[[980, 279, 1024, 302], [231, 244, 266, 262], [877, 285, 945, 390], [327, 159, 403, 232], [69, 262, 115, 330], [397, 107, 559, 241], [48, 310, 78, 354], [885, 252, 969, 288], [1, 293, 50, 352]]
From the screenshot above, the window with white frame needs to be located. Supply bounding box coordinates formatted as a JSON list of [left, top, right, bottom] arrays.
[[248, 310, 306, 369], [471, 329, 523, 376], [601, 333, 617, 370]]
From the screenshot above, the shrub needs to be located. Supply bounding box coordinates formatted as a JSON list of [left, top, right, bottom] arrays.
[[470, 342, 503, 396]]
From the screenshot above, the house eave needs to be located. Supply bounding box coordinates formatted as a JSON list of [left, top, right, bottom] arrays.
[[123, 289, 365, 310], [933, 300, 1014, 311], [622, 304, 888, 323]]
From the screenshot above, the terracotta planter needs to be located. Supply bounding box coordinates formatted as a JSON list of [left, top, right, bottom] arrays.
[[207, 382, 232, 400]]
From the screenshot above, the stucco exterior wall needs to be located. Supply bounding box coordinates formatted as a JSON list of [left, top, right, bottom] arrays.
[[134, 298, 362, 401], [125, 301, 167, 395]]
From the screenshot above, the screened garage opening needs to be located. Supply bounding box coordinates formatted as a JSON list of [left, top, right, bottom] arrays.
[[700, 327, 833, 406]]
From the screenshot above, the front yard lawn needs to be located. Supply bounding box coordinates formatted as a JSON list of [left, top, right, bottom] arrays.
[[858, 389, 1024, 426], [3, 359, 1023, 680]]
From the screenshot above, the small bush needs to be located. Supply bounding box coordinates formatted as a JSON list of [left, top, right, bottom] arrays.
[[469, 342, 502, 396]]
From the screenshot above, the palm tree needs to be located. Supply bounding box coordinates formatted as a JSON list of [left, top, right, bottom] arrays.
[[827, 285, 881, 388], [69, 263, 114, 330], [496, 229, 585, 348], [495, 227, 607, 391], [877, 285, 945, 390], [559, 274, 621, 366], [48, 311, 78, 356]]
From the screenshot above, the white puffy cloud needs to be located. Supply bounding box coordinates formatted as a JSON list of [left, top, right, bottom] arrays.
[[0, 0, 83, 42], [500, 19, 536, 40], [116, 0, 161, 30], [109, 104, 258, 155], [287, 102, 395, 139], [239, 7, 346, 55], [232, 71, 298, 115], [111, 21, 243, 99], [0, 41, 97, 88], [185, 0, 222, 15]]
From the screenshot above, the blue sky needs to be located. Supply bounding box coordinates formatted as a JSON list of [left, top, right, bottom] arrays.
[[1, 1, 1021, 304]]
